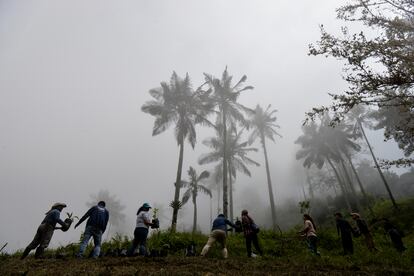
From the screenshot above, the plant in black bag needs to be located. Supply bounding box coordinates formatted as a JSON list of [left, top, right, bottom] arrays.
[[151, 208, 160, 229]]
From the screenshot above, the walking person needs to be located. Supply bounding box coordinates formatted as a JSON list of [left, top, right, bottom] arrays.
[[351, 213, 377, 252], [127, 203, 154, 256], [299, 214, 320, 256], [200, 214, 236, 259], [241, 210, 263, 258], [75, 201, 109, 258], [21, 203, 71, 259], [335, 212, 354, 255]]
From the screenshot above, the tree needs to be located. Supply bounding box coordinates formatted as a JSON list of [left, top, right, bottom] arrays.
[[199, 126, 259, 221], [88, 190, 126, 237], [141, 72, 213, 231], [203, 68, 254, 217], [248, 104, 281, 230], [307, 0, 414, 166], [295, 120, 353, 210], [180, 167, 212, 233]]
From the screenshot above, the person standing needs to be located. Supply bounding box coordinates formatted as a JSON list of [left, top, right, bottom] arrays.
[[383, 219, 406, 252], [241, 210, 263, 258], [75, 201, 109, 258], [127, 203, 154, 256], [21, 203, 70, 259], [200, 214, 236, 259], [335, 212, 354, 255], [351, 213, 377, 252], [299, 214, 320, 256]]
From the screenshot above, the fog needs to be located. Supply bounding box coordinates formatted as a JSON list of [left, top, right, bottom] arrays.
[[0, 0, 406, 252]]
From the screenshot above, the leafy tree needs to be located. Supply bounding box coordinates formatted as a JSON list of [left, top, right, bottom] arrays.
[[248, 104, 281, 230], [203, 68, 254, 217], [88, 190, 126, 237], [141, 72, 213, 231], [307, 0, 414, 166], [180, 167, 212, 234]]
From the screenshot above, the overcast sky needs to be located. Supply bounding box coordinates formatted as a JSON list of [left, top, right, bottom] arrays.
[[0, 0, 406, 252]]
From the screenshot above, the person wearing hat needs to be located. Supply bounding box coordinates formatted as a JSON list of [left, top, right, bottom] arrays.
[[21, 203, 70, 259], [351, 212, 377, 251], [75, 201, 109, 258], [200, 214, 236, 259], [127, 203, 154, 256]]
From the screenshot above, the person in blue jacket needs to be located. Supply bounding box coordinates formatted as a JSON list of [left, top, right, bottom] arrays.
[[200, 214, 236, 259], [75, 201, 109, 258]]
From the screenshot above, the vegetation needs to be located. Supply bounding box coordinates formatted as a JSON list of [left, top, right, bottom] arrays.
[[307, 0, 414, 167], [141, 72, 213, 231], [249, 104, 281, 230], [3, 199, 413, 275]]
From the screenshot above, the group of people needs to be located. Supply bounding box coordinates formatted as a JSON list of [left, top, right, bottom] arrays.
[[297, 212, 407, 257], [21, 201, 156, 259], [20, 202, 407, 260], [200, 210, 262, 259]]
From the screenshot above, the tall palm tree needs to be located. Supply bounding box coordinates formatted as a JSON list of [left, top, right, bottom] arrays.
[[180, 167, 212, 233], [295, 122, 353, 210], [203, 68, 254, 217], [248, 104, 281, 230], [199, 127, 259, 221], [141, 72, 213, 231], [348, 106, 398, 210]]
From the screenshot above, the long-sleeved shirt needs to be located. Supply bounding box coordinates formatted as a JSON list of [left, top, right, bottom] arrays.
[[211, 216, 235, 232], [336, 218, 353, 237], [77, 205, 109, 233], [242, 214, 257, 236], [42, 209, 65, 228], [355, 218, 369, 235]]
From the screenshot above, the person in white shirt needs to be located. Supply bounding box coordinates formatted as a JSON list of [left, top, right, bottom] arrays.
[[299, 214, 320, 256], [127, 203, 154, 256]]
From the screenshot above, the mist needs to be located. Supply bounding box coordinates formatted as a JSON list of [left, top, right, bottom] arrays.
[[0, 0, 408, 253]]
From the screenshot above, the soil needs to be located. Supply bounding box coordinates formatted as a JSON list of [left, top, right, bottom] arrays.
[[1, 256, 411, 275]]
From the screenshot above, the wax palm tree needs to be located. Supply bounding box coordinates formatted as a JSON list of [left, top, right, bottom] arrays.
[[180, 167, 212, 233], [348, 106, 398, 210], [199, 126, 259, 221], [248, 104, 281, 230], [203, 67, 254, 217], [295, 122, 353, 210], [141, 72, 213, 231]]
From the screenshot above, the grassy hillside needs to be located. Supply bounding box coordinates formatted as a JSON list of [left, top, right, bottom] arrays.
[[1, 198, 413, 275]]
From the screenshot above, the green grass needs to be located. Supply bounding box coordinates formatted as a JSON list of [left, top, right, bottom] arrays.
[[2, 198, 413, 275]]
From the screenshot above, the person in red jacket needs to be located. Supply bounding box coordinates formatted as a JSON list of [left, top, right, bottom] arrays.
[[241, 210, 263, 258]]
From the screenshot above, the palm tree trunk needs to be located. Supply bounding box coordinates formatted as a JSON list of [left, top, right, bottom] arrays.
[[339, 158, 363, 212], [192, 196, 197, 234], [305, 170, 315, 199], [217, 182, 221, 214], [327, 157, 352, 211], [222, 110, 229, 217], [261, 134, 277, 230], [228, 168, 234, 222], [345, 153, 375, 217], [171, 140, 184, 231], [358, 119, 398, 210]]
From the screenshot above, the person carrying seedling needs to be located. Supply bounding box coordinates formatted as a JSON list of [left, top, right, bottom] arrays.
[[21, 202, 71, 259], [241, 210, 263, 258], [75, 201, 109, 258], [200, 214, 236, 259], [298, 214, 320, 256], [127, 203, 154, 256], [335, 212, 354, 255]]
